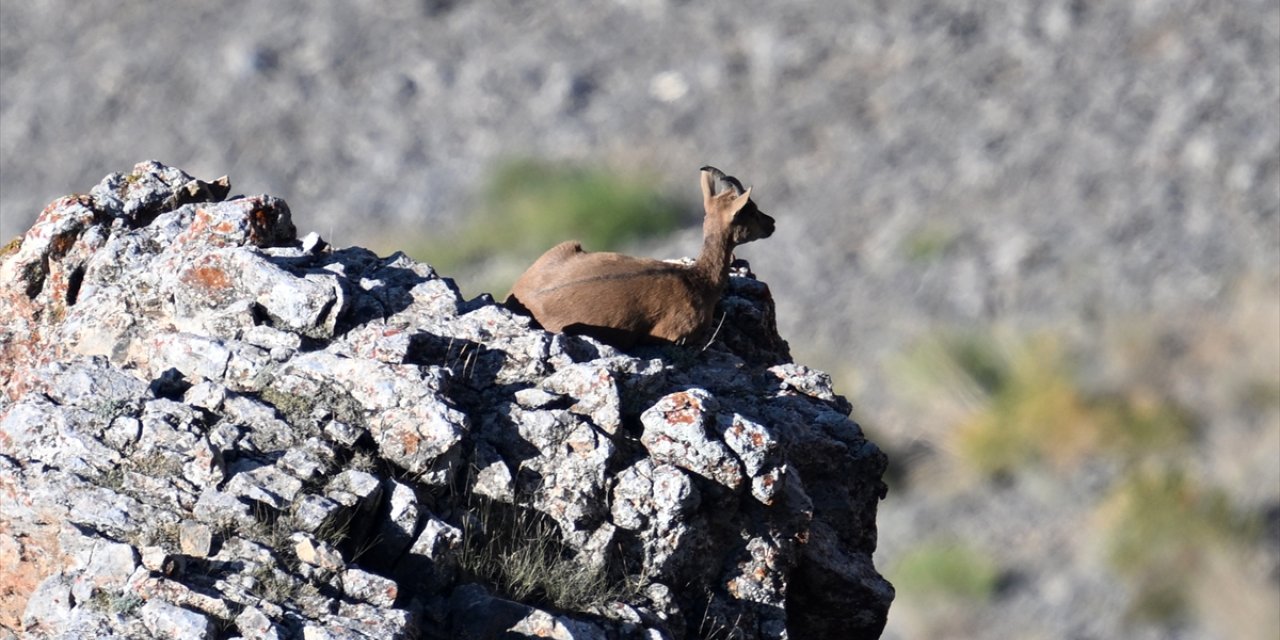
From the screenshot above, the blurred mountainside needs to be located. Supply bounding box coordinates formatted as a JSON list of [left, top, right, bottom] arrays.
[[3, 2, 1275, 334], [2, 1, 1278, 638]]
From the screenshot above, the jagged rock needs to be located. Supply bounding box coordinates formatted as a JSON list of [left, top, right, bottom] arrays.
[[225, 460, 304, 511], [139, 598, 215, 640], [364, 479, 421, 567], [0, 163, 892, 639], [292, 493, 345, 536], [293, 534, 345, 572], [446, 584, 608, 640], [340, 567, 399, 608], [278, 437, 338, 482], [21, 574, 73, 634], [540, 363, 623, 434], [640, 390, 744, 491], [235, 605, 282, 640], [399, 517, 463, 596], [470, 439, 515, 502], [178, 521, 214, 558]]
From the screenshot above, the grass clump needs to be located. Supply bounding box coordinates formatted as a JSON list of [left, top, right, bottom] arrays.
[[411, 159, 689, 273], [459, 495, 636, 611], [0, 236, 21, 259], [1099, 467, 1258, 623], [87, 589, 144, 616], [892, 540, 1000, 602], [898, 332, 1195, 477], [902, 223, 958, 263]]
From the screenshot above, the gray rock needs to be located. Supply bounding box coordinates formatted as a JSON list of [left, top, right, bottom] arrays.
[[640, 390, 744, 491], [21, 574, 73, 635], [0, 163, 891, 640], [234, 605, 282, 640], [611, 459, 706, 581], [497, 405, 614, 539], [139, 598, 215, 640], [326, 470, 382, 511], [540, 363, 623, 434], [293, 534, 345, 572], [364, 479, 420, 567], [292, 493, 346, 536], [470, 439, 515, 502], [513, 387, 563, 409], [278, 437, 339, 482], [307, 602, 417, 639], [718, 412, 785, 505], [58, 524, 138, 604], [182, 437, 226, 487], [224, 460, 304, 511], [178, 520, 215, 558], [340, 567, 399, 608]]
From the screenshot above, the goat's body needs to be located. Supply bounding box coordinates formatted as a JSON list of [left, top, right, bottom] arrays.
[[508, 241, 717, 347], [504, 166, 774, 349]]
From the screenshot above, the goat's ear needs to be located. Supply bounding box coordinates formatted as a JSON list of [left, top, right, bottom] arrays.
[[730, 187, 753, 213], [701, 167, 720, 203]]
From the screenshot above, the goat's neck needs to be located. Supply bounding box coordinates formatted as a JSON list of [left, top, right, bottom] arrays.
[[693, 228, 735, 293]]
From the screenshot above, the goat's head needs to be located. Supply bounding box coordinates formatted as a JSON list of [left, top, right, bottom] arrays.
[[700, 166, 775, 245]]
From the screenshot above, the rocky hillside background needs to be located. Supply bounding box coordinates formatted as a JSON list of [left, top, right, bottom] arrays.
[[2, 1, 1278, 638], [1, 162, 890, 639]]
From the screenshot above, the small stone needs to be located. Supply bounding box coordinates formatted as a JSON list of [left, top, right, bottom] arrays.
[[363, 479, 420, 567], [294, 533, 345, 571], [103, 416, 142, 450], [279, 438, 338, 482], [139, 546, 169, 572], [408, 518, 461, 561], [293, 493, 346, 535], [193, 486, 252, 526], [367, 401, 466, 485], [59, 526, 138, 603], [640, 390, 744, 490], [179, 520, 214, 557], [301, 232, 327, 254], [235, 605, 282, 640], [471, 440, 514, 502], [140, 598, 215, 640], [513, 387, 562, 409], [397, 517, 461, 594], [326, 470, 382, 509], [224, 461, 303, 510], [22, 574, 73, 634], [323, 420, 363, 447], [326, 469, 384, 546], [540, 363, 622, 434], [242, 324, 304, 352], [183, 437, 225, 487], [340, 567, 399, 607], [183, 381, 227, 411]]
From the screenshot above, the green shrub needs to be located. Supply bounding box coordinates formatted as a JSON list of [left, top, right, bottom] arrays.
[[902, 223, 958, 263], [1100, 467, 1258, 623], [896, 332, 1195, 476], [413, 159, 689, 272], [892, 540, 1000, 602]]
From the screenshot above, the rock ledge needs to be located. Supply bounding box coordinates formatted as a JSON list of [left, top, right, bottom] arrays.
[[0, 162, 892, 639]]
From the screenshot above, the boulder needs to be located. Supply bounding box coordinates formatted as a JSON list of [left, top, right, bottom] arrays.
[[0, 162, 892, 639]]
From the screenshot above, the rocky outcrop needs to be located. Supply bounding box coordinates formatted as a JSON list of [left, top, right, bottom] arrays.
[[0, 162, 892, 639]]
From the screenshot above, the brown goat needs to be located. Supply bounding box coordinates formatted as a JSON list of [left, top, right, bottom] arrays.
[[504, 166, 775, 348]]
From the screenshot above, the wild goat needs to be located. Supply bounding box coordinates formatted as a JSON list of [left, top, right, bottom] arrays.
[[505, 166, 775, 348]]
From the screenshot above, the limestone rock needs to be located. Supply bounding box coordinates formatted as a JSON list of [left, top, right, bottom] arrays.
[[0, 163, 891, 639], [139, 598, 215, 640]]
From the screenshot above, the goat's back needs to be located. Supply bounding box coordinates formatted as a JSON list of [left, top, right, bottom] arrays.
[[507, 241, 709, 345]]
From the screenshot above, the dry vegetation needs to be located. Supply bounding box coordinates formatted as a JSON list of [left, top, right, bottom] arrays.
[[874, 275, 1280, 637]]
